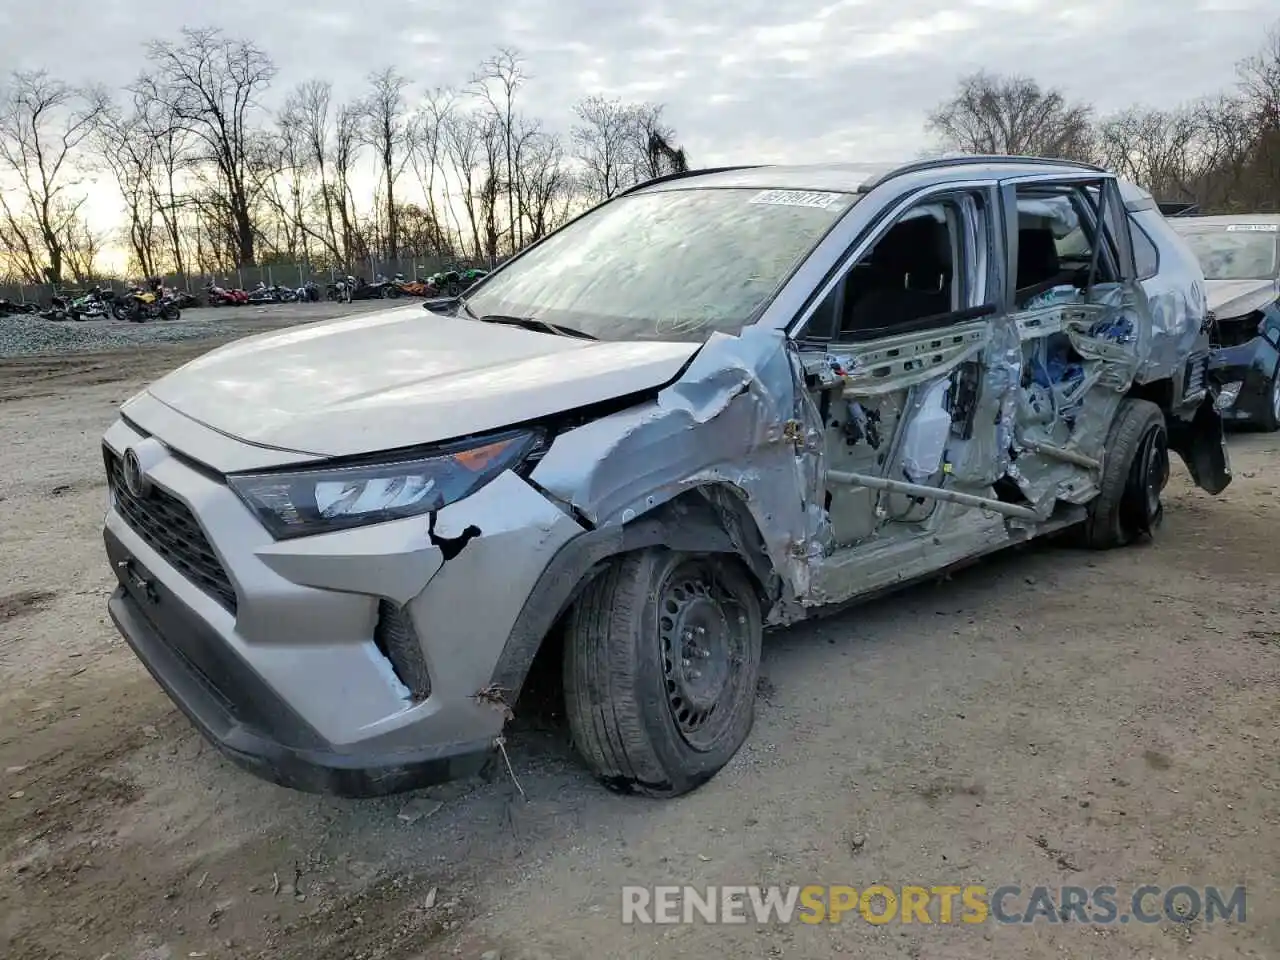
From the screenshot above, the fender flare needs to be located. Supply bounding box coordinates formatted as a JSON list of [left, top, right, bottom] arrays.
[[488, 485, 775, 700]]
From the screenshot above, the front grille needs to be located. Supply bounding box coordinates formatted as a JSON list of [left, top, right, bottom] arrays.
[[105, 447, 238, 613]]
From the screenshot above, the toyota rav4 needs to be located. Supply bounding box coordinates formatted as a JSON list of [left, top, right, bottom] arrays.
[[102, 157, 1231, 799]]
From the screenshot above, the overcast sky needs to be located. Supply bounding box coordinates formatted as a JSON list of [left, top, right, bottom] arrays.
[[1, 0, 1275, 233]]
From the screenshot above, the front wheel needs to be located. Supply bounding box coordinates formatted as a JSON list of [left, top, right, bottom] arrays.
[[1077, 398, 1169, 549], [563, 549, 762, 797]]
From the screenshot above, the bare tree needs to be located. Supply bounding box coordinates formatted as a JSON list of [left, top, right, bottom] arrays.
[[571, 95, 634, 202], [284, 81, 343, 262], [441, 108, 484, 259], [516, 129, 572, 242], [136, 28, 276, 267], [0, 70, 105, 284], [361, 68, 412, 259], [631, 103, 687, 179], [60, 215, 104, 283], [409, 88, 457, 257], [572, 96, 690, 202], [471, 49, 525, 250], [1237, 21, 1280, 210], [95, 103, 161, 276], [1096, 106, 1202, 199], [1091, 22, 1280, 214], [926, 71, 1095, 162], [333, 100, 366, 262]]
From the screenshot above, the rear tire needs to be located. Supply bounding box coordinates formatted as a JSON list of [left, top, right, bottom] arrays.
[[563, 548, 762, 798], [1077, 398, 1169, 549]]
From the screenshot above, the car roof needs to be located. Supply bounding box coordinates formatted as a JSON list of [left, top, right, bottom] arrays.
[[1168, 213, 1280, 231], [627, 155, 1108, 197]]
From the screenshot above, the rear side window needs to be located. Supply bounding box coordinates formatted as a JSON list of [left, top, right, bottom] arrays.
[[1130, 217, 1159, 280]]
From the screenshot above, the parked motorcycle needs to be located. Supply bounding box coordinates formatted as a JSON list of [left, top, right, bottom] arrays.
[[349, 277, 395, 300], [427, 267, 489, 297], [170, 289, 200, 310], [205, 282, 249, 306], [68, 287, 111, 321], [0, 299, 38, 317], [247, 282, 298, 304], [118, 280, 181, 322]]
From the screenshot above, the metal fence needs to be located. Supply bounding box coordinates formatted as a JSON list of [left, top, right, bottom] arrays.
[[0, 255, 498, 306]]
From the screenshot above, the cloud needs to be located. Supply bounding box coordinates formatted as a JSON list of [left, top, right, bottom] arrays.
[[1, 0, 1274, 235]]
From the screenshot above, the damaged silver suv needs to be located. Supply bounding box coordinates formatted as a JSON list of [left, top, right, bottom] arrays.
[[102, 157, 1231, 799]]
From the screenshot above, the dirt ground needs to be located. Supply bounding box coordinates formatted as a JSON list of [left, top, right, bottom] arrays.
[[0, 311, 1277, 960]]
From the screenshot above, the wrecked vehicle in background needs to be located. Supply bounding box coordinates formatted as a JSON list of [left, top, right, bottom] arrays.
[[100, 157, 1231, 801], [1169, 215, 1280, 430]]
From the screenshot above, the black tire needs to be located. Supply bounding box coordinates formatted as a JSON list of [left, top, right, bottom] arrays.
[[1077, 398, 1169, 549], [1257, 364, 1280, 433], [563, 548, 762, 797]]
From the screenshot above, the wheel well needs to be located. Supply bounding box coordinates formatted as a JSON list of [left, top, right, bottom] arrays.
[[509, 486, 778, 718], [627, 486, 778, 605], [1126, 377, 1173, 413]]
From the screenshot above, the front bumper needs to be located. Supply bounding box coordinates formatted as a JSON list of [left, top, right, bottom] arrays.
[[106, 549, 491, 796], [101, 409, 584, 796]]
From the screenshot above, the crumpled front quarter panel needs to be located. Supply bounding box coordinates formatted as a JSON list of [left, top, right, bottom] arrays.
[[530, 324, 827, 600]]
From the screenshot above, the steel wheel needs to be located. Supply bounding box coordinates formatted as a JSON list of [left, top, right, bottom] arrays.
[[658, 561, 752, 752], [1131, 423, 1169, 531]]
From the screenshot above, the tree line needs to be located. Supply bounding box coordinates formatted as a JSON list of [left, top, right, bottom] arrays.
[[0, 29, 689, 285], [926, 20, 1280, 214], [1, 19, 1277, 287]]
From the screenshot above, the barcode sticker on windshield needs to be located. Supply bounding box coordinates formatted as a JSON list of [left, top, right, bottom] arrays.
[[749, 190, 844, 210], [1225, 223, 1279, 232]]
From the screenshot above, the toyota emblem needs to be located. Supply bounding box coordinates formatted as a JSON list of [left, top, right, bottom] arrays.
[[122, 448, 151, 498]]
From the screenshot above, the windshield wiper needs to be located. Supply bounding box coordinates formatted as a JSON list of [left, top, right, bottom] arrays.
[[472, 313, 597, 340]]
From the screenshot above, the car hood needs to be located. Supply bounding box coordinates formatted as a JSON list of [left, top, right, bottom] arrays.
[[141, 305, 700, 458], [1205, 278, 1279, 319]]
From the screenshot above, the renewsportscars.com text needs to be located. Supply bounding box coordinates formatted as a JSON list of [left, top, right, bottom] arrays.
[[621, 884, 1247, 926]]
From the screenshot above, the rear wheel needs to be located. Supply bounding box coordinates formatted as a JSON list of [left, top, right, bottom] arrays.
[[563, 548, 762, 797], [1077, 398, 1169, 549]]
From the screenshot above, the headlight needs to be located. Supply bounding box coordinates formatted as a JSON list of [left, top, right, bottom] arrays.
[[228, 429, 542, 539], [1214, 380, 1243, 412]]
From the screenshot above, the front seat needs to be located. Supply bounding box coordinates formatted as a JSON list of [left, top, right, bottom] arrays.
[[843, 216, 953, 336]]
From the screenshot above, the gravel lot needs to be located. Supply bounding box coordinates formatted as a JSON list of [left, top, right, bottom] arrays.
[[0, 300, 391, 360], [0, 308, 1277, 960]]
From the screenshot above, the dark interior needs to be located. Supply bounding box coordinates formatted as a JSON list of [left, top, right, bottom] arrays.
[[839, 214, 954, 336], [1015, 225, 1079, 304]]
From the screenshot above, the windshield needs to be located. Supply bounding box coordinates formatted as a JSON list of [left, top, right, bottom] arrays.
[[462, 187, 855, 342], [1181, 228, 1279, 281]]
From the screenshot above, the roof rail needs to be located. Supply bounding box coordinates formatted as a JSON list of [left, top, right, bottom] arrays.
[[619, 165, 763, 196], [860, 154, 1106, 192]]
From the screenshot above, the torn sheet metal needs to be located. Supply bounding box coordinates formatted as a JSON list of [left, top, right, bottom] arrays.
[[531, 324, 828, 603]]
